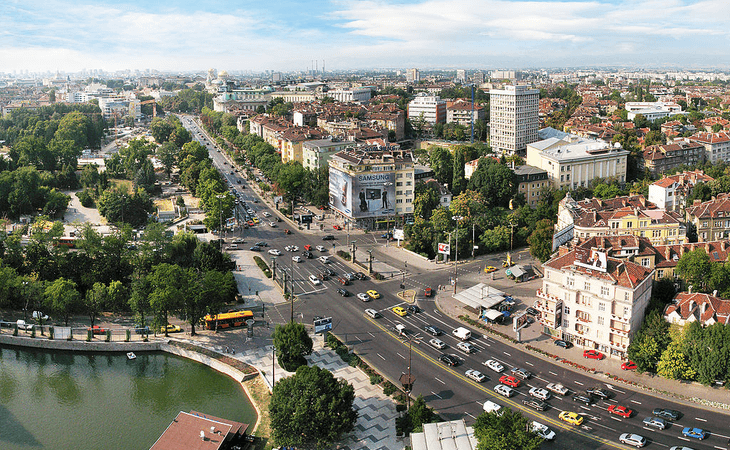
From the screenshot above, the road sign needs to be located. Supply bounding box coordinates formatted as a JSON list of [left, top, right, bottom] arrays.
[[393, 228, 404, 240], [438, 243, 450, 255], [314, 317, 333, 334]]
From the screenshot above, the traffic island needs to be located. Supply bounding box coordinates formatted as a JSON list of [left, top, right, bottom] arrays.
[[396, 289, 417, 304]]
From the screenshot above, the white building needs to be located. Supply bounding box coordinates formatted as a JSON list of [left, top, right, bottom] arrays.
[[625, 101, 683, 122], [302, 138, 354, 171], [408, 94, 446, 125], [406, 68, 420, 83], [690, 131, 730, 164], [526, 132, 629, 189], [98, 96, 141, 121], [455, 69, 466, 83], [489, 85, 539, 155], [535, 246, 654, 358], [647, 170, 713, 212], [327, 88, 372, 104]]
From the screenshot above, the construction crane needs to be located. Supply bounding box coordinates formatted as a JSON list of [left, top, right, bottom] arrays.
[[139, 99, 157, 119]]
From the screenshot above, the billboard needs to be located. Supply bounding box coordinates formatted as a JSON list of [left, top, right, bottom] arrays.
[[329, 167, 395, 219], [438, 243, 450, 255]]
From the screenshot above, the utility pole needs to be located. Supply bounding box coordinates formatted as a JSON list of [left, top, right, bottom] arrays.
[[472, 222, 476, 258], [290, 259, 294, 322], [454, 227, 458, 294], [272, 346, 276, 387], [216, 194, 225, 251]]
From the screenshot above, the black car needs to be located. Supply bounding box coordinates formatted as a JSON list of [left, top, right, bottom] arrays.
[[324, 268, 336, 277], [336, 288, 350, 297], [322, 235, 335, 240], [255, 241, 268, 247], [522, 398, 549, 411], [525, 307, 539, 316], [554, 339, 573, 348], [249, 246, 261, 251], [318, 273, 329, 281], [407, 305, 421, 314], [439, 354, 460, 367], [652, 408, 681, 421], [572, 393, 594, 405], [302, 251, 313, 259], [276, 217, 282, 222], [355, 272, 368, 280], [424, 325, 442, 336], [586, 387, 611, 399]]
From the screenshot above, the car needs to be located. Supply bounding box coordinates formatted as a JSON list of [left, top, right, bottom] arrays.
[[333, 224, 342, 230], [493, 384, 514, 397], [529, 387, 551, 401], [668, 447, 696, 450], [316, 245, 326, 251], [439, 354, 459, 367], [318, 256, 331, 264], [318, 272, 329, 281], [682, 427, 707, 440], [619, 433, 647, 448], [247, 220, 255, 226], [572, 393, 594, 405], [423, 325, 442, 336], [308, 275, 321, 286], [322, 235, 335, 240], [252, 217, 259, 223], [262, 212, 271, 217], [337, 277, 350, 285], [287, 245, 299, 252], [292, 256, 302, 263], [89, 325, 106, 335], [336, 288, 350, 297], [357, 293, 370, 302], [531, 422, 556, 440], [355, 272, 368, 280], [366, 290, 381, 299], [232, 238, 245, 244], [32, 311, 49, 320], [607, 404, 633, 418], [559, 411, 584, 426], [424, 287, 433, 297], [498, 375, 520, 388], [134, 326, 151, 334], [465, 369, 487, 383], [303, 245, 312, 251], [269, 222, 277, 227], [510, 368, 532, 379], [429, 338, 447, 350], [284, 229, 291, 235], [554, 339, 573, 348], [586, 387, 610, 399], [583, 349, 605, 360], [160, 324, 183, 333], [485, 266, 497, 273], [324, 268, 336, 277], [525, 307, 539, 316], [456, 342, 475, 354], [546, 383, 569, 396], [248, 246, 260, 253], [365, 309, 380, 319], [652, 408, 681, 421], [16, 320, 33, 330], [268, 249, 281, 256], [483, 400, 503, 415], [642, 416, 668, 430], [392, 306, 407, 316], [302, 251, 313, 259], [255, 242, 268, 247], [406, 305, 421, 314], [621, 360, 638, 370], [522, 398, 549, 411], [484, 359, 505, 373]]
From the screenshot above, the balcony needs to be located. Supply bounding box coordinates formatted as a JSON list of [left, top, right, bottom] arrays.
[[535, 290, 557, 313], [611, 314, 628, 323], [610, 327, 629, 337], [609, 340, 627, 349]]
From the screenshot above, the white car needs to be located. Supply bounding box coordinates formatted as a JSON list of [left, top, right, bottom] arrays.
[[269, 222, 277, 227], [289, 245, 299, 252], [262, 212, 271, 217], [292, 256, 302, 263], [493, 384, 514, 398], [456, 342, 475, 354], [465, 369, 487, 383], [357, 293, 370, 302], [529, 387, 551, 401], [365, 309, 380, 319], [429, 338, 447, 350], [316, 245, 326, 252], [268, 249, 281, 256], [308, 274, 321, 286], [531, 422, 556, 440], [546, 382, 569, 396], [483, 359, 504, 373], [318, 256, 330, 264]]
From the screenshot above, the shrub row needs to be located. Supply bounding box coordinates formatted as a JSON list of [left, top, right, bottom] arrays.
[[336, 250, 351, 261], [253, 256, 272, 278]]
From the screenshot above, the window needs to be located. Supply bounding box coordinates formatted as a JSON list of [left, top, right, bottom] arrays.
[[601, 286, 610, 297], [396, 173, 403, 179], [406, 173, 412, 178], [564, 306, 570, 315], [611, 222, 619, 229], [657, 270, 664, 278], [563, 319, 569, 329], [652, 230, 661, 238], [598, 302, 606, 312], [396, 199, 403, 204], [397, 190, 403, 195], [626, 221, 633, 228], [702, 221, 709, 228], [624, 292, 630, 301], [567, 277, 574, 288], [623, 306, 630, 317], [597, 316, 604, 325], [560, 175, 564, 182], [396, 182, 403, 187], [406, 181, 412, 186], [406, 198, 412, 203], [639, 230, 645, 237], [641, 258, 650, 267], [584, 281, 591, 291]]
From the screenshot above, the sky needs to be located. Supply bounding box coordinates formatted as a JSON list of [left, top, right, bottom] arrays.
[[2, 0, 730, 73]]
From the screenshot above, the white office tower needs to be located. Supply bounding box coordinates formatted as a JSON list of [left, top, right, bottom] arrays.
[[489, 85, 539, 155]]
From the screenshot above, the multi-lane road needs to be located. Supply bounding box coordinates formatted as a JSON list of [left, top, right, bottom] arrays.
[[182, 116, 730, 450]]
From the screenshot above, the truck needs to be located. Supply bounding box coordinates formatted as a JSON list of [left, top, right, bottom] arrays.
[[452, 327, 471, 341]]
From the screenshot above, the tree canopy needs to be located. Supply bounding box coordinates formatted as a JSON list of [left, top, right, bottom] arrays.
[[272, 321, 313, 371]]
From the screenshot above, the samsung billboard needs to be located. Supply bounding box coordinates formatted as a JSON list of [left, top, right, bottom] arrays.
[[329, 167, 396, 219]]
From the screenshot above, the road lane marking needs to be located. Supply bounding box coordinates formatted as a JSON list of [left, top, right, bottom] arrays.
[[377, 353, 386, 360], [369, 332, 376, 338], [397, 352, 406, 359], [610, 417, 622, 422], [525, 361, 533, 366], [630, 400, 641, 405], [574, 381, 584, 385], [355, 336, 362, 342], [503, 351, 511, 357], [475, 401, 483, 405], [549, 371, 558, 376], [465, 412, 476, 419], [434, 377, 445, 385], [695, 417, 707, 422], [431, 391, 442, 399]]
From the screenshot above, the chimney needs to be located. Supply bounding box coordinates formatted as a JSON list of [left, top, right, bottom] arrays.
[[713, 290, 718, 297], [688, 285, 693, 294], [665, 246, 671, 259], [680, 245, 685, 256]]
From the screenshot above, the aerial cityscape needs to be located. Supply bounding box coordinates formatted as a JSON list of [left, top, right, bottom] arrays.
[[2, 1, 730, 450]]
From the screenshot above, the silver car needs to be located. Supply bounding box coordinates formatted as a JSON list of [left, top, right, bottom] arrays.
[[493, 384, 514, 398], [619, 433, 646, 448], [484, 359, 505, 373], [465, 369, 487, 383], [642, 416, 668, 430], [429, 338, 446, 350]]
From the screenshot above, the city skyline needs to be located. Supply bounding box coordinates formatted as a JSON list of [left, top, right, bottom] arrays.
[[2, 0, 730, 73]]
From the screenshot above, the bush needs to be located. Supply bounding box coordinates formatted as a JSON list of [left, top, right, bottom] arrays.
[[77, 189, 95, 207], [326, 333, 342, 349], [370, 374, 383, 385], [373, 272, 384, 280], [336, 250, 351, 261], [348, 354, 360, 367], [253, 256, 272, 278], [396, 404, 407, 413], [383, 381, 397, 396]]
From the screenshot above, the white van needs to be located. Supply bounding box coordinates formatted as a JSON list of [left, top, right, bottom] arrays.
[[452, 327, 471, 341], [483, 400, 503, 415], [395, 324, 407, 336]]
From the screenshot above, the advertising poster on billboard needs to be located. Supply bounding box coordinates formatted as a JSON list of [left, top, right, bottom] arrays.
[[329, 167, 396, 219]]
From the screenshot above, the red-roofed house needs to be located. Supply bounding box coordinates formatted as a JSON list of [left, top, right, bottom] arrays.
[[150, 411, 250, 450], [639, 141, 705, 177], [534, 246, 654, 358], [647, 170, 713, 212], [686, 193, 730, 242], [664, 292, 730, 327], [689, 131, 730, 163]]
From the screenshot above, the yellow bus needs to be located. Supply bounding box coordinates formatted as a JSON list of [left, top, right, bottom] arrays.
[[204, 311, 254, 330]]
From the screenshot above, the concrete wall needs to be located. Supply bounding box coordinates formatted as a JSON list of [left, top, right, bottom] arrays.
[[0, 334, 161, 352]]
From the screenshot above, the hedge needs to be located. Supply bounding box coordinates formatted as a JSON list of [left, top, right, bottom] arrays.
[[253, 256, 272, 278]]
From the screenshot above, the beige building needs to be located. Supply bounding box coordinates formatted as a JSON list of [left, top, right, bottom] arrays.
[[302, 138, 355, 171], [535, 246, 654, 358], [526, 132, 629, 190], [685, 193, 730, 242], [489, 85, 539, 155]]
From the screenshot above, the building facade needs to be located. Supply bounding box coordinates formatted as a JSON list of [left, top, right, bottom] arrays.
[[685, 193, 730, 242], [446, 101, 485, 126], [625, 101, 683, 122], [512, 165, 549, 207], [647, 170, 713, 212], [302, 138, 355, 170], [327, 88, 372, 104], [408, 94, 446, 125], [535, 247, 654, 358], [489, 85, 539, 155], [690, 131, 730, 163], [639, 140, 705, 177]]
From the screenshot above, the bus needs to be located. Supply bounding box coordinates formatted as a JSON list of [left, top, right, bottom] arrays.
[[204, 311, 254, 330], [57, 237, 77, 248]]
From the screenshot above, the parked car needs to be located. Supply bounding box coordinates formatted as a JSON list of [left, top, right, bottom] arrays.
[[621, 360, 638, 370], [249, 246, 261, 251], [292, 256, 302, 263], [316, 245, 326, 251], [32, 311, 49, 321], [522, 398, 549, 411], [554, 339, 573, 348], [160, 324, 183, 333], [619, 433, 647, 448], [308, 275, 321, 286], [583, 349, 605, 360], [268, 249, 281, 256], [483, 359, 504, 373], [423, 325, 442, 336], [336, 288, 350, 297], [322, 235, 335, 240], [465, 369, 487, 383], [255, 241, 268, 247], [525, 307, 539, 316], [429, 338, 447, 350], [16, 320, 33, 330], [135, 326, 151, 334], [88, 325, 106, 335], [338, 277, 350, 286], [355, 272, 368, 280], [302, 251, 313, 259]]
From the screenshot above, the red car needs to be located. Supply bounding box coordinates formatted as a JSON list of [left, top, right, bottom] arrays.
[[247, 220, 255, 226], [333, 225, 342, 230], [607, 404, 633, 418], [89, 325, 106, 335], [304, 245, 312, 251], [583, 349, 605, 360], [499, 375, 521, 388], [621, 360, 637, 370]]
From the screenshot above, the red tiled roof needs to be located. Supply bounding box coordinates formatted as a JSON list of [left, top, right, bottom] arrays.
[[665, 292, 730, 325], [544, 248, 653, 289], [686, 193, 730, 219]]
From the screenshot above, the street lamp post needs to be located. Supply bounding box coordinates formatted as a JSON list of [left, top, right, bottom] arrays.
[[216, 194, 226, 251], [452, 216, 463, 294]]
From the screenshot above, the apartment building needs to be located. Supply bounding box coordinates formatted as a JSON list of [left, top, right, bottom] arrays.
[[512, 165, 549, 207], [489, 85, 539, 155], [408, 94, 446, 125], [446, 101, 485, 127], [639, 140, 705, 177], [327, 87, 372, 104], [535, 246, 654, 358], [406, 68, 420, 83], [647, 170, 713, 212], [302, 137, 354, 171], [685, 193, 730, 242], [690, 131, 730, 163]]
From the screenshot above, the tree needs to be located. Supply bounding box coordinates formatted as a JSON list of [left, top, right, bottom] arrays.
[[147, 263, 188, 336], [408, 395, 438, 433], [675, 248, 711, 291], [429, 146, 453, 186], [473, 407, 543, 450], [85, 282, 107, 327], [452, 147, 466, 196], [527, 219, 555, 262], [657, 339, 696, 380], [157, 141, 179, 177], [270, 365, 357, 448], [466, 158, 515, 208], [185, 270, 235, 336], [627, 310, 670, 373], [272, 321, 313, 371], [44, 277, 81, 326]]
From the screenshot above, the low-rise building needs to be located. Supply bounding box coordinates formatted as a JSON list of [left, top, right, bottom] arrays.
[[410, 419, 477, 450], [653, 240, 730, 280], [639, 140, 705, 177], [648, 170, 713, 212], [664, 292, 730, 327], [535, 246, 654, 358], [408, 94, 446, 125], [685, 193, 730, 241], [512, 165, 549, 207], [625, 101, 683, 122], [326, 87, 372, 104]]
